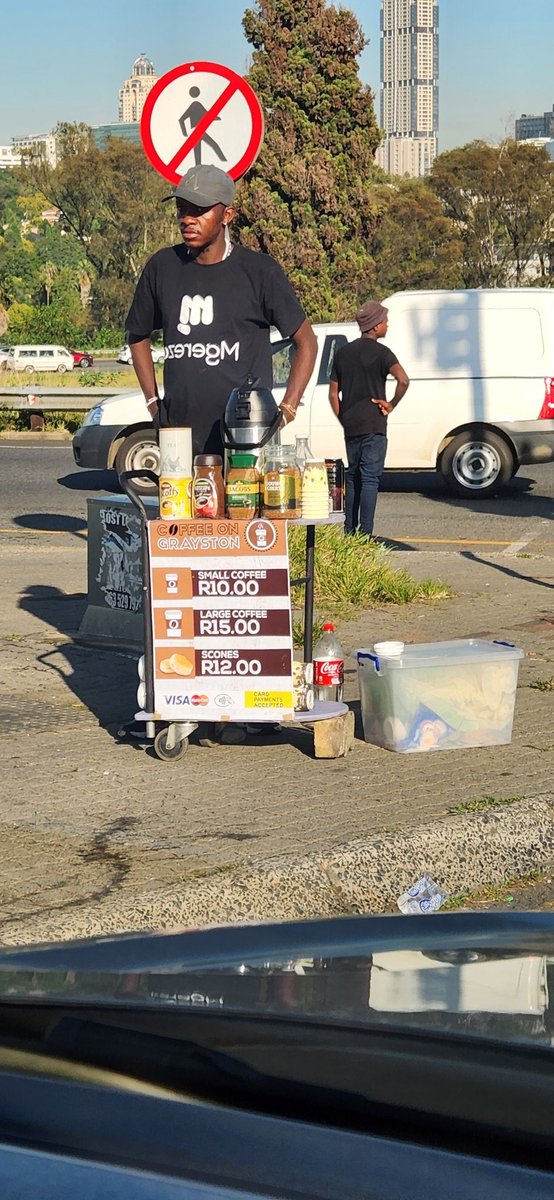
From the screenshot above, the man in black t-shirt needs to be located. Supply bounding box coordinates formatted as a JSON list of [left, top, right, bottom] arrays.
[[126, 165, 316, 456], [329, 300, 409, 537]]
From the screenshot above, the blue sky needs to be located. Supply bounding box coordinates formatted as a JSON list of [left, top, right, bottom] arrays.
[[2, 1, 553, 152]]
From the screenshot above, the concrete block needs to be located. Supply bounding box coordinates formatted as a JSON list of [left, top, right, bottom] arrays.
[[313, 709, 355, 758]]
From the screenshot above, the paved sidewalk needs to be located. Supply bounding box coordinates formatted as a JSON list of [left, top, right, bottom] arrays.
[[1, 531, 553, 943]]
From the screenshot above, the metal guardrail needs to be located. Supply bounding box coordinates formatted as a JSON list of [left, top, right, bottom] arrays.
[[0, 386, 136, 412]]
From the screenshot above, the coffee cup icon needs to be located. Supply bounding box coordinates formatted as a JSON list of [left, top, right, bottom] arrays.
[[165, 609, 183, 637], [255, 524, 268, 548], [165, 572, 178, 594]]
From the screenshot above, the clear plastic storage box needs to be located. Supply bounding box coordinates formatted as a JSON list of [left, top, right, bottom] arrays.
[[356, 639, 524, 753]]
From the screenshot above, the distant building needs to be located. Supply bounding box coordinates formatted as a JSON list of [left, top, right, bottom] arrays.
[[517, 135, 554, 162], [0, 144, 21, 169], [376, 0, 439, 178], [91, 122, 141, 150], [515, 106, 554, 141], [12, 132, 58, 167], [118, 54, 158, 124]]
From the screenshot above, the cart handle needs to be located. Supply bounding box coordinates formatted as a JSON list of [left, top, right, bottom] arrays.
[[119, 469, 159, 522]]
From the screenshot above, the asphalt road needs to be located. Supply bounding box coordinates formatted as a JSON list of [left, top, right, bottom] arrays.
[[0, 440, 552, 554]]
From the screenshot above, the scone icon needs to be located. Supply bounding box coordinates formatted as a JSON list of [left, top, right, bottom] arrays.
[[159, 653, 195, 676]]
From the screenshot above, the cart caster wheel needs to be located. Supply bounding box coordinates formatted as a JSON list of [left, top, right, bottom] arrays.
[[154, 728, 189, 761]]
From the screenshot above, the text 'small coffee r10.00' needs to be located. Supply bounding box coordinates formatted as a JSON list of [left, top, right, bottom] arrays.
[[147, 517, 295, 723]]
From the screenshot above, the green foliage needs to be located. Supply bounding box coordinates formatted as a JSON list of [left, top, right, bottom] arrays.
[[20, 124, 176, 328], [370, 178, 464, 294], [239, 0, 382, 319], [430, 139, 554, 286], [6, 301, 87, 345], [287, 525, 449, 610]]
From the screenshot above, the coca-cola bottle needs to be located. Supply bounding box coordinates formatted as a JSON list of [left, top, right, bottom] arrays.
[[313, 623, 344, 702]]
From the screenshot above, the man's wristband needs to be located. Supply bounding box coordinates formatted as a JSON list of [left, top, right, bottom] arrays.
[[145, 397, 159, 409]]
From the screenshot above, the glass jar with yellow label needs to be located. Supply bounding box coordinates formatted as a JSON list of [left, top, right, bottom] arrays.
[[225, 453, 260, 519], [262, 444, 302, 519]]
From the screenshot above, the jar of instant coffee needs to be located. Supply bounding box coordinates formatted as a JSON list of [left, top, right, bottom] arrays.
[[192, 454, 225, 519]]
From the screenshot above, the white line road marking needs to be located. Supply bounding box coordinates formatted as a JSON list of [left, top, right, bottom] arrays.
[[503, 522, 551, 556]]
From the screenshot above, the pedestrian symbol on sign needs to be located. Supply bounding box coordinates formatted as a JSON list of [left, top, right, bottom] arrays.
[[179, 87, 227, 165], [140, 60, 264, 185]]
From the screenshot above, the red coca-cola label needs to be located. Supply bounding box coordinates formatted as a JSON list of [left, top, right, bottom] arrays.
[[314, 658, 344, 687]]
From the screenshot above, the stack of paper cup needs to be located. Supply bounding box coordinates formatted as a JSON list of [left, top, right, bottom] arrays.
[[293, 660, 315, 711], [159, 427, 193, 519], [301, 460, 330, 520]]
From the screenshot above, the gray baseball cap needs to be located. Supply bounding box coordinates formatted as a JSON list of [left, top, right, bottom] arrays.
[[163, 165, 236, 207]]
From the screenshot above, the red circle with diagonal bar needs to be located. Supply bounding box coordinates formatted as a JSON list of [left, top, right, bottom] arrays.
[[141, 60, 264, 185]]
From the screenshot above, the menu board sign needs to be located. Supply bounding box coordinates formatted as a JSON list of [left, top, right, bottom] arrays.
[[147, 517, 294, 722]]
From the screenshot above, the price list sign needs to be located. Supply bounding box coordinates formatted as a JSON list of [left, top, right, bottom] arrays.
[[147, 517, 294, 722]]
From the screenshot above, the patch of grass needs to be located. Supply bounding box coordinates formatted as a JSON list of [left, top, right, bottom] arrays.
[[0, 407, 85, 434], [292, 616, 327, 649], [287, 526, 450, 611], [449, 794, 524, 815], [443, 869, 545, 911], [529, 677, 554, 692]]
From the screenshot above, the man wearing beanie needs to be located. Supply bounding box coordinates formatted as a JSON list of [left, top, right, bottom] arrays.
[[329, 300, 409, 538]]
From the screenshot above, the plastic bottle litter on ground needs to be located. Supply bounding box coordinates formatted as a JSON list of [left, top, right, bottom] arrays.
[[397, 875, 447, 914]]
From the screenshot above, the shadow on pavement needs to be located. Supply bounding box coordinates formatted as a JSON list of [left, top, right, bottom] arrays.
[[17, 583, 137, 732], [461, 550, 554, 591], [12, 513, 87, 539], [58, 469, 119, 493], [381, 470, 552, 520]]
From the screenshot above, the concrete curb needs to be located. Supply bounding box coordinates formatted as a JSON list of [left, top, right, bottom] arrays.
[[0, 431, 72, 441], [1, 796, 552, 946]]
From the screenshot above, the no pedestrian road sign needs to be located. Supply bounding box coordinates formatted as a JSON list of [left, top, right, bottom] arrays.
[[141, 60, 265, 185]]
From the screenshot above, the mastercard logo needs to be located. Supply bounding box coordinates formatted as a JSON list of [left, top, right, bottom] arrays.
[[191, 694, 209, 706]]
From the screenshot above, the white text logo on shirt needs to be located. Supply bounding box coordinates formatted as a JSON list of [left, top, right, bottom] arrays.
[[177, 294, 214, 335], [164, 341, 240, 367]]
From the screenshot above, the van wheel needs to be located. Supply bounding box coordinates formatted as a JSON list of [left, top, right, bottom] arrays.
[[115, 429, 159, 493], [25, 365, 35, 375], [57, 363, 67, 373], [441, 430, 514, 498]]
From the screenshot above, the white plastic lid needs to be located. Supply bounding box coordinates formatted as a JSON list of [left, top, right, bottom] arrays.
[[373, 640, 405, 656]]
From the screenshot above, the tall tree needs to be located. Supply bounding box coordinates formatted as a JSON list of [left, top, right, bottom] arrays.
[[239, 0, 382, 319], [430, 140, 554, 287], [20, 125, 175, 327], [370, 178, 463, 296]]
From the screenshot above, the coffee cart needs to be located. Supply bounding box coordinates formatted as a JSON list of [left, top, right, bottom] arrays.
[[120, 470, 353, 762]]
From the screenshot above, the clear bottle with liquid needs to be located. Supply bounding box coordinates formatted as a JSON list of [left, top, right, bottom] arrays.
[[295, 435, 313, 472], [313, 622, 344, 702]]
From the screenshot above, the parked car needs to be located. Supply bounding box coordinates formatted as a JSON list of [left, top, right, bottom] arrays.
[[74, 290, 554, 496], [5, 344, 75, 373], [118, 343, 165, 365], [70, 349, 94, 368]]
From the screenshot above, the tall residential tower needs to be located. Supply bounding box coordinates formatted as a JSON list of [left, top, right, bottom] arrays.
[[118, 55, 158, 124], [376, 0, 439, 177]]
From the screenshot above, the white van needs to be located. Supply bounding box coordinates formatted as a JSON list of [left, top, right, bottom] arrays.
[[6, 344, 74, 373], [72, 289, 554, 497]]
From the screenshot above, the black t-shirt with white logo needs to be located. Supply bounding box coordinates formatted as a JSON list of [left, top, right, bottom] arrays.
[[126, 243, 306, 456], [331, 337, 399, 438]]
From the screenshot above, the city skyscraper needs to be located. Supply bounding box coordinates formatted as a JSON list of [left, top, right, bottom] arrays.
[[376, 0, 439, 178], [118, 55, 158, 124]]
